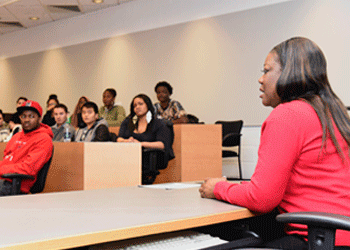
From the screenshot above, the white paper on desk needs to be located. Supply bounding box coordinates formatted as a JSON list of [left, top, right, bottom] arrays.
[[139, 183, 201, 190]]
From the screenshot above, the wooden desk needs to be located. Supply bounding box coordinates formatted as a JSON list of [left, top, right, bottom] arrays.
[[155, 124, 222, 183], [0, 186, 254, 249], [0, 142, 141, 192], [109, 124, 222, 183]]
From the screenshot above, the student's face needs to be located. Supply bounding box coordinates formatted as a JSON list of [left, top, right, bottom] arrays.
[[156, 86, 170, 103], [47, 99, 58, 111], [133, 98, 148, 118], [81, 107, 98, 126], [53, 107, 68, 126], [103, 91, 115, 107], [0, 114, 3, 127], [20, 110, 41, 133], [258, 52, 282, 108], [16, 99, 26, 108]]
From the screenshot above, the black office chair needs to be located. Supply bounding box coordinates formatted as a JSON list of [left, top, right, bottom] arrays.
[[215, 120, 243, 180], [204, 212, 350, 250], [142, 120, 174, 185], [1, 147, 54, 195], [273, 212, 350, 250]]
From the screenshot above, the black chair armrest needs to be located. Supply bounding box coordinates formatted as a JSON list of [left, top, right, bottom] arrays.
[[277, 212, 350, 250], [276, 212, 350, 231], [2, 173, 35, 180], [222, 133, 241, 147], [1, 173, 35, 195]]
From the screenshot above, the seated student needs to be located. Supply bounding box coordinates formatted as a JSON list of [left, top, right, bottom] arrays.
[[75, 101, 110, 142], [70, 96, 89, 129], [0, 109, 10, 142], [154, 81, 188, 124], [3, 112, 22, 142], [51, 104, 75, 142], [42, 94, 59, 126], [16, 97, 27, 108], [199, 37, 350, 248], [0, 100, 53, 196], [118, 94, 171, 184], [98, 88, 126, 127]]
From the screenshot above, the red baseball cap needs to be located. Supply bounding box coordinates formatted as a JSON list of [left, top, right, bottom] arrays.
[[17, 100, 43, 117]]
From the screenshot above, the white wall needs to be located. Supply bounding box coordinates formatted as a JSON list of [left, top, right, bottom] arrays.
[[0, 0, 350, 127], [0, 0, 290, 59]]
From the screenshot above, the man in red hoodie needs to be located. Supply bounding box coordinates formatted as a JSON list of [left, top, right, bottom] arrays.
[[0, 100, 53, 196]]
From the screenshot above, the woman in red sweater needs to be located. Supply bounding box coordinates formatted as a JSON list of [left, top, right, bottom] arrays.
[[199, 37, 350, 248]]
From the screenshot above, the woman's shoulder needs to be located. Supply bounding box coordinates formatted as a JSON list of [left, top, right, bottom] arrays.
[[273, 100, 314, 116], [266, 100, 317, 127]]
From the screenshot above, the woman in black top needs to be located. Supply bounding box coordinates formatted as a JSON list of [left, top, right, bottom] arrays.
[[118, 94, 171, 184]]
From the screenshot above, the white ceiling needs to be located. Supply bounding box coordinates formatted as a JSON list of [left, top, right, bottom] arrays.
[[0, 0, 134, 35]]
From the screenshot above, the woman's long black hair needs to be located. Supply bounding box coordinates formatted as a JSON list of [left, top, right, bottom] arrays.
[[272, 37, 350, 157]]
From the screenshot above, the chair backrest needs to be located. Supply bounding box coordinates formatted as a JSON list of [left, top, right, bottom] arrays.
[[30, 147, 54, 194], [215, 120, 243, 138]]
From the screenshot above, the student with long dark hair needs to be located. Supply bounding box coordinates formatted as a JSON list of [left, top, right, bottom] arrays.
[[199, 37, 350, 248], [42, 94, 59, 126], [70, 96, 89, 129], [118, 94, 171, 184]]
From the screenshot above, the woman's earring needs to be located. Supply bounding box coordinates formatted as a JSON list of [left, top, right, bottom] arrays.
[[146, 111, 152, 123]]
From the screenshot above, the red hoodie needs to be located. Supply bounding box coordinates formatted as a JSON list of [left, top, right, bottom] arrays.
[[0, 123, 53, 193]]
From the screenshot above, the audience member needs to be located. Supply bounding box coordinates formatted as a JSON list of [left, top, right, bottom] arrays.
[[70, 96, 89, 129], [98, 88, 126, 127], [199, 37, 350, 247], [75, 101, 110, 142], [0, 100, 53, 196], [154, 81, 188, 124], [16, 97, 27, 108], [42, 94, 59, 126], [118, 94, 171, 184], [0, 110, 10, 142], [3, 112, 22, 142], [51, 104, 75, 142]]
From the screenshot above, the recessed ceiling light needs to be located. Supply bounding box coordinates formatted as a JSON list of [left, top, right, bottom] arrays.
[[92, 0, 104, 3], [29, 17, 40, 21]]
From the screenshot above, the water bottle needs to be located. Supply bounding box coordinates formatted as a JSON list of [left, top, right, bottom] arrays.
[[63, 123, 71, 142]]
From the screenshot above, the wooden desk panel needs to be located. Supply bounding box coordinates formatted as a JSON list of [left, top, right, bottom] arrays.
[[0, 142, 141, 193], [0, 187, 254, 249], [155, 124, 222, 183], [47, 142, 84, 191], [108, 124, 222, 184]]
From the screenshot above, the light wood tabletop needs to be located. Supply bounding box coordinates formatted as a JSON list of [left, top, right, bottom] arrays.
[[0, 186, 254, 249]]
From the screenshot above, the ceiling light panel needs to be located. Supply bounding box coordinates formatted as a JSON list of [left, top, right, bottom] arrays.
[[0, 4, 18, 21], [0, 0, 19, 7], [79, 0, 118, 12], [5, 0, 53, 27]]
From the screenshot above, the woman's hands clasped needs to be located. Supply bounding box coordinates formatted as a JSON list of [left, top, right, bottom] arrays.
[[199, 176, 227, 199]]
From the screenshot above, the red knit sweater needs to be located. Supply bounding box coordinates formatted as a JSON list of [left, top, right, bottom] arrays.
[[214, 100, 350, 245]]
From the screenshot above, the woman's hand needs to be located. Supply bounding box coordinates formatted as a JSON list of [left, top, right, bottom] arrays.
[[199, 177, 227, 199]]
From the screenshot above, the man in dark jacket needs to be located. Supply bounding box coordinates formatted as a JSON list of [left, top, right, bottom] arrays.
[[0, 100, 53, 196]]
